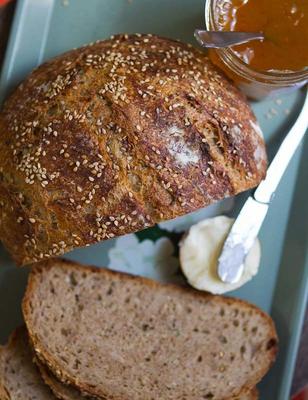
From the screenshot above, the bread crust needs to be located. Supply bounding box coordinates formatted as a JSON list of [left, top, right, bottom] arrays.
[[23, 259, 277, 400], [234, 387, 258, 400], [0, 34, 266, 266], [36, 356, 93, 400]]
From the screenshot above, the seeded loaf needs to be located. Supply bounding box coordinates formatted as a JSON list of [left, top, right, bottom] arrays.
[[0, 34, 266, 266], [0, 327, 55, 400], [23, 259, 277, 400]]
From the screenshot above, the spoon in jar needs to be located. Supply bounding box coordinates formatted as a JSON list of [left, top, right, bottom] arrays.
[[194, 29, 264, 48]]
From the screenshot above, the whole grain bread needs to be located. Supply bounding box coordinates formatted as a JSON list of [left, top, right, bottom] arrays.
[[38, 354, 258, 400], [0, 33, 266, 266], [0, 326, 259, 400], [23, 259, 277, 400], [0, 327, 55, 400]]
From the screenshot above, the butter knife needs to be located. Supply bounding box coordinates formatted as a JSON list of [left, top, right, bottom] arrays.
[[218, 89, 308, 284]]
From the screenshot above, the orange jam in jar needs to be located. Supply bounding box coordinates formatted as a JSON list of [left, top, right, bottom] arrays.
[[205, 0, 308, 99]]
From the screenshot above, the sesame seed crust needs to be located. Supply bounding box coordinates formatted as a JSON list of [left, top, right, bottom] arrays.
[[0, 34, 266, 265]]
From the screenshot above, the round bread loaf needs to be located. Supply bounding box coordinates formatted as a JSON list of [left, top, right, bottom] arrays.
[[0, 34, 266, 265]]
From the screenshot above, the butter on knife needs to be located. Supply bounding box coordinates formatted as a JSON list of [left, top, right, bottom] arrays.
[[179, 216, 261, 294]]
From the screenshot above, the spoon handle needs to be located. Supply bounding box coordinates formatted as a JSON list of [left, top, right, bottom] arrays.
[[194, 29, 264, 48]]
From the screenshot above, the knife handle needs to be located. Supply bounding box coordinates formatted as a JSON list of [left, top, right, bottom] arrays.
[[254, 88, 308, 205]]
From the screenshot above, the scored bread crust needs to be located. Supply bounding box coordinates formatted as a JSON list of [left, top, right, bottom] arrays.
[[23, 259, 277, 400], [0, 33, 266, 266]]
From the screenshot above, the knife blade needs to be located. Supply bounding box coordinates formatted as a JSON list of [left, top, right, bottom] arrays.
[[218, 88, 308, 284]]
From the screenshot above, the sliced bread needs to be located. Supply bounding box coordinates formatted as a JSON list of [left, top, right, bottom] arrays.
[[0, 327, 55, 400], [37, 348, 260, 400], [23, 259, 277, 400], [37, 354, 258, 400], [37, 348, 259, 400], [0, 323, 260, 400], [37, 358, 89, 400]]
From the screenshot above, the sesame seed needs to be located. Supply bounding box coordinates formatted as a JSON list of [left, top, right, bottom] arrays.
[[29, 218, 36, 224]]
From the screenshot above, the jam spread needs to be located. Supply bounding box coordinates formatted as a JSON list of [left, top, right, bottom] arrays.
[[216, 0, 308, 72]]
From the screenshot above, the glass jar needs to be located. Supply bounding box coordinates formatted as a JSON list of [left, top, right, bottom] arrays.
[[205, 0, 308, 100]]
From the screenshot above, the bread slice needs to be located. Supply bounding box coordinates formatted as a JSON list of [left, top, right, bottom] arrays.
[[37, 357, 89, 400], [37, 350, 258, 400], [0, 326, 258, 400], [23, 259, 277, 400], [37, 351, 258, 400], [0, 327, 55, 400]]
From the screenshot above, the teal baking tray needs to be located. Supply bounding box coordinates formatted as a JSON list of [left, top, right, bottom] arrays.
[[0, 1, 307, 399]]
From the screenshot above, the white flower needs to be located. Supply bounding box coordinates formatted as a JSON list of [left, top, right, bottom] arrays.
[[108, 234, 180, 283], [158, 198, 235, 233]]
